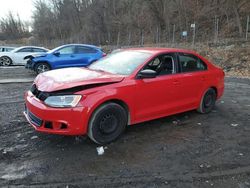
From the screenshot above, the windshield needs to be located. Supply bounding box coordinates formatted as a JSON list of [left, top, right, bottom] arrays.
[[48, 46, 65, 53], [89, 51, 152, 75]]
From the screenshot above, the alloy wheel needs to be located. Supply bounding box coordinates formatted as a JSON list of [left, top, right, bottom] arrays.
[[0, 57, 12, 66], [36, 64, 50, 74]]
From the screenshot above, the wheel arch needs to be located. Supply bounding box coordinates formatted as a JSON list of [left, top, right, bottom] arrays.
[[35, 61, 51, 68], [104, 99, 131, 125], [34, 61, 52, 72], [0, 55, 13, 65], [200, 86, 218, 100], [197, 86, 218, 108], [209, 86, 218, 98], [87, 98, 129, 144], [87, 98, 131, 128], [197, 86, 218, 113]]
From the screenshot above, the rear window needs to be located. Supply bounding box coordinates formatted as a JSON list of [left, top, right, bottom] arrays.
[[33, 48, 47, 53], [76, 46, 97, 54], [17, 48, 32, 53]]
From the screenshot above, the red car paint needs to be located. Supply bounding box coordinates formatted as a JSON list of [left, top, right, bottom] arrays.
[[34, 67, 125, 92], [24, 48, 224, 135]]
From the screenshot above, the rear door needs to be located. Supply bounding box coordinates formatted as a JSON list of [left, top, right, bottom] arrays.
[[75, 46, 98, 66], [13, 47, 33, 64], [175, 52, 209, 109]]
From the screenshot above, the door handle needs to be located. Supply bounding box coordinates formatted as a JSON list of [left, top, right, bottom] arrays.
[[201, 76, 206, 81]]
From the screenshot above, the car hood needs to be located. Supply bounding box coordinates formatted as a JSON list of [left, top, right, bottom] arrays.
[[34, 67, 125, 92]]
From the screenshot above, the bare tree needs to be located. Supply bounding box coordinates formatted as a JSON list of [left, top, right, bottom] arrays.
[[30, 0, 250, 46], [0, 12, 29, 40]]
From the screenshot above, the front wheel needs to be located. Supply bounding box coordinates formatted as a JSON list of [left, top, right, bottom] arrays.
[[0, 56, 12, 66], [35, 63, 51, 74], [88, 103, 128, 144], [197, 88, 217, 114]]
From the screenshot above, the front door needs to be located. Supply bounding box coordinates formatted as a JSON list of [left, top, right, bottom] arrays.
[[134, 53, 181, 123], [52, 46, 78, 68]]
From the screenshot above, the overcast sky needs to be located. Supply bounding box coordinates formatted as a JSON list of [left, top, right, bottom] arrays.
[[0, 0, 34, 22]]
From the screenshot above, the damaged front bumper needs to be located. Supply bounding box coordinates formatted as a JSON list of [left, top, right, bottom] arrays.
[[25, 59, 35, 70], [24, 91, 89, 135]]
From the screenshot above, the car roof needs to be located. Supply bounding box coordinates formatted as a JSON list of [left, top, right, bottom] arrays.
[[119, 47, 197, 55], [11, 46, 49, 52], [15, 46, 47, 49], [13, 46, 48, 50], [48, 44, 101, 54], [57, 44, 100, 49]]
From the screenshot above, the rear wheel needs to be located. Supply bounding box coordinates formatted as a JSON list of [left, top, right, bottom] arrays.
[[35, 62, 51, 74], [0, 56, 12, 66], [197, 88, 217, 114], [88, 103, 128, 144]]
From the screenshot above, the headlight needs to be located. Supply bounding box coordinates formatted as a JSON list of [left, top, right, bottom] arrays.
[[44, 95, 82, 108]]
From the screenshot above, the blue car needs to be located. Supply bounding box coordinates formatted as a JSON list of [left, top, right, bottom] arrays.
[[25, 44, 106, 74]]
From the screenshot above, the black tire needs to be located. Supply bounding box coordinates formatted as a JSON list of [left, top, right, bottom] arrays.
[[88, 103, 128, 144], [0, 56, 12, 66], [35, 62, 51, 74], [197, 88, 217, 114]]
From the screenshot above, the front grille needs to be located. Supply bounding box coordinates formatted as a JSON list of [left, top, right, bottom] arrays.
[[30, 84, 49, 101], [27, 109, 43, 127]]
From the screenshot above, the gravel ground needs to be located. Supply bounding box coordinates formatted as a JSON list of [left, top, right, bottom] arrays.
[[0, 66, 35, 81], [0, 66, 250, 187]]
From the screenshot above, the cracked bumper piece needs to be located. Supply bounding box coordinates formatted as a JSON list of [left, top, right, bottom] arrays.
[[24, 91, 88, 135]]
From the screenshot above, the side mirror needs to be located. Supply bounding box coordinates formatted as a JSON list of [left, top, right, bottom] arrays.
[[53, 51, 60, 56], [137, 69, 157, 79]]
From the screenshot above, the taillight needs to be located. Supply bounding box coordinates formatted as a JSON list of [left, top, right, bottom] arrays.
[[102, 53, 107, 57]]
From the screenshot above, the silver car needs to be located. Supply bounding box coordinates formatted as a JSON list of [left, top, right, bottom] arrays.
[[0, 46, 49, 66]]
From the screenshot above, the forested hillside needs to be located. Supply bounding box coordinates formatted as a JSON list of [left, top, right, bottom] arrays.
[[0, 0, 249, 46]]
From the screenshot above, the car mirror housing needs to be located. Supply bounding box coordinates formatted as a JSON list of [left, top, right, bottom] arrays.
[[137, 69, 157, 79], [53, 51, 60, 56]]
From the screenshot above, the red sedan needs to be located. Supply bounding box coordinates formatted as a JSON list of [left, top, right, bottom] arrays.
[[24, 48, 224, 144]]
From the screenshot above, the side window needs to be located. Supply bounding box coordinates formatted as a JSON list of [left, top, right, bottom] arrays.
[[58, 46, 75, 55], [143, 53, 175, 76], [178, 53, 207, 73], [76, 46, 97, 54], [6, 48, 13, 52], [17, 48, 32, 53], [33, 48, 47, 53]]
